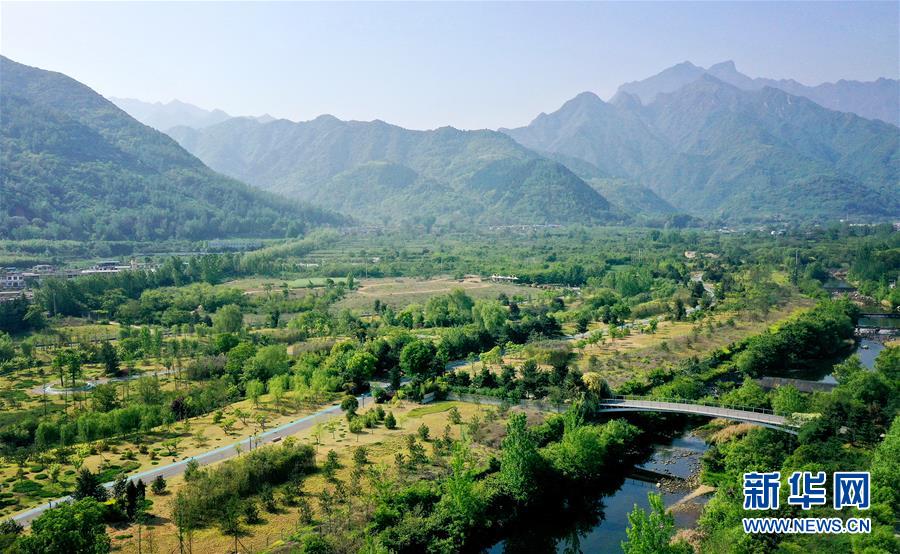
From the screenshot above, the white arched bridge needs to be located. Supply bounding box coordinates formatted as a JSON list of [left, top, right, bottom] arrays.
[[598, 396, 801, 434]]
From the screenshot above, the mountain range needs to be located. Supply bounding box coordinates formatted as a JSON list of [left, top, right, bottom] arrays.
[[617, 60, 899, 126], [0, 56, 342, 241], [110, 97, 275, 132], [503, 74, 899, 222], [167, 116, 622, 226], [3, 56, 897, 235]]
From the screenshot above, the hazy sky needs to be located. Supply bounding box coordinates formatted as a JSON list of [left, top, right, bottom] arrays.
[[2, 2, 898, 130]]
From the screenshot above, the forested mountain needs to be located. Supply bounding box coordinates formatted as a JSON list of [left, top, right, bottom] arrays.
[[538, 151, 678, 217], [503, 76, 900, 222], [168, 116, 618, 226], [617, 60, 899, 125], [0, 56, 343, 241], [110, 97, 276, 132]]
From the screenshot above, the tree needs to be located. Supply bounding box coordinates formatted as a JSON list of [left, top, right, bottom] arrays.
[[99, 341, 119, 377], [440, 442, 484, 526], [499, 412, 541, 503], [720, 376, 768, 409], [323, 450, 340, 480], [339, 350, 377, 391], [399, 340, 437, 381], [243, 499, 261, 524], [771, 385, 807, 415], [448, 406, 462, 426], [73, 468, 107, 501], [246, 379, 265, 406], [149, 475, 167, 495], [14, 498, 110, 554], [212, 304, 243, 334], [91, 383, 119, 413], [268, 375, 286, 411], [348, 417, 363, 440], [384, 411, 397, 429], [341, 395, 359, 420], [243, 344, 290, 382], [621, 493, 691, 554], [353, 446, 368, 466], [472, 299, 507, 336], [671, 298, 686, 321], [417, 423, 430, 441], [833, 355, 865, 384], [0, 332, 15, 363]]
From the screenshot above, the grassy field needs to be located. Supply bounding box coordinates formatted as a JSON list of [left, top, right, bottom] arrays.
[[449, 297, 815, 389], [109, 399, 511, 554], [573, 298, 815, 387], [222, 277, 347, 295], [333, 276, 534, 312]]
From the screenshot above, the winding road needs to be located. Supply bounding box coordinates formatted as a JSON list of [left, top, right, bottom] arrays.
[[11, 394, 367, 526], [31, 369, 179, 396]]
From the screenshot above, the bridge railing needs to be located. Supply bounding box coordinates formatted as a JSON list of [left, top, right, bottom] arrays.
[[602, 395, 784, 417]]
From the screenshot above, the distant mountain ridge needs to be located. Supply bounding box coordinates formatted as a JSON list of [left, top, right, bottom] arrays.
[[504, 74, 900, 222], [167, 116, 620, 226], [0, 56, 343, 241], [110, 97, 276, 132], [617, 60, 899, 125]]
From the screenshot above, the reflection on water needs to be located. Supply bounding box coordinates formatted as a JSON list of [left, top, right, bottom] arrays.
[[488, 432, 710, 554], [814, 338, 886, 383], [855, 339, 885, 369]]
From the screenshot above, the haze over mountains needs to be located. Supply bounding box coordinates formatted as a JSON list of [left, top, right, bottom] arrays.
[[2, 56, 897, 238], [616, 60, 899, 126], [168, 116, 619, 226], [504, 73, 899, 221], [110, 97, 276, 133], [0, 56, 342, 241]]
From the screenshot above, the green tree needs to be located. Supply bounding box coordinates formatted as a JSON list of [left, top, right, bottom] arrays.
[[770, 385, 807, 415], [268, 375, 287, 411], [73, 468, 107, 501], [622, 492, 691, 554], [417, 423, 430, 441], [243, 344, 290, 382], [399, 340, 437, 381], [340, 395, 359, 420], [0, 332, 14, 363], [245, 379, 265, 406], [833, 355, 864, 384], [472, 299, 507, 336], [499, 412, 541, 503], [91, 383, 119, 413], [384, 411, 397, 429], [150, 475, 167, 495], [671, 298, 686, 321], [99, 341, 119, 376], [720, 376, 768, 409], [14, 498, 110, 554], [212, 304, 243, 334]]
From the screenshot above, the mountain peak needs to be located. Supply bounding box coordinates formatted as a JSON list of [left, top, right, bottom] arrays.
[[707, 60, 737, 74], [560, 91, 606, 111], [609, 90, 642, 110]]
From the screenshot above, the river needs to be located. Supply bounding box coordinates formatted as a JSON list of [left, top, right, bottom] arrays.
[[487, 430, 710, 553]]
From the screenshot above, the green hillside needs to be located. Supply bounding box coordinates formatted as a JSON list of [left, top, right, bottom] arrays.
[[504, 77, 900, 222], [0, 56, 344, 241], [168, 116, 618, 226]]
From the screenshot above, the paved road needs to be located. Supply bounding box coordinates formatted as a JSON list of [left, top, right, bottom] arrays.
[[32, 369, 178, 395], [11, 394, 367, 526]]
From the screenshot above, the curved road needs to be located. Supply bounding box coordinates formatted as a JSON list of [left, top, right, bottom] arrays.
[[32, 369, 179, 396], [11, 394, 367, 526]]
